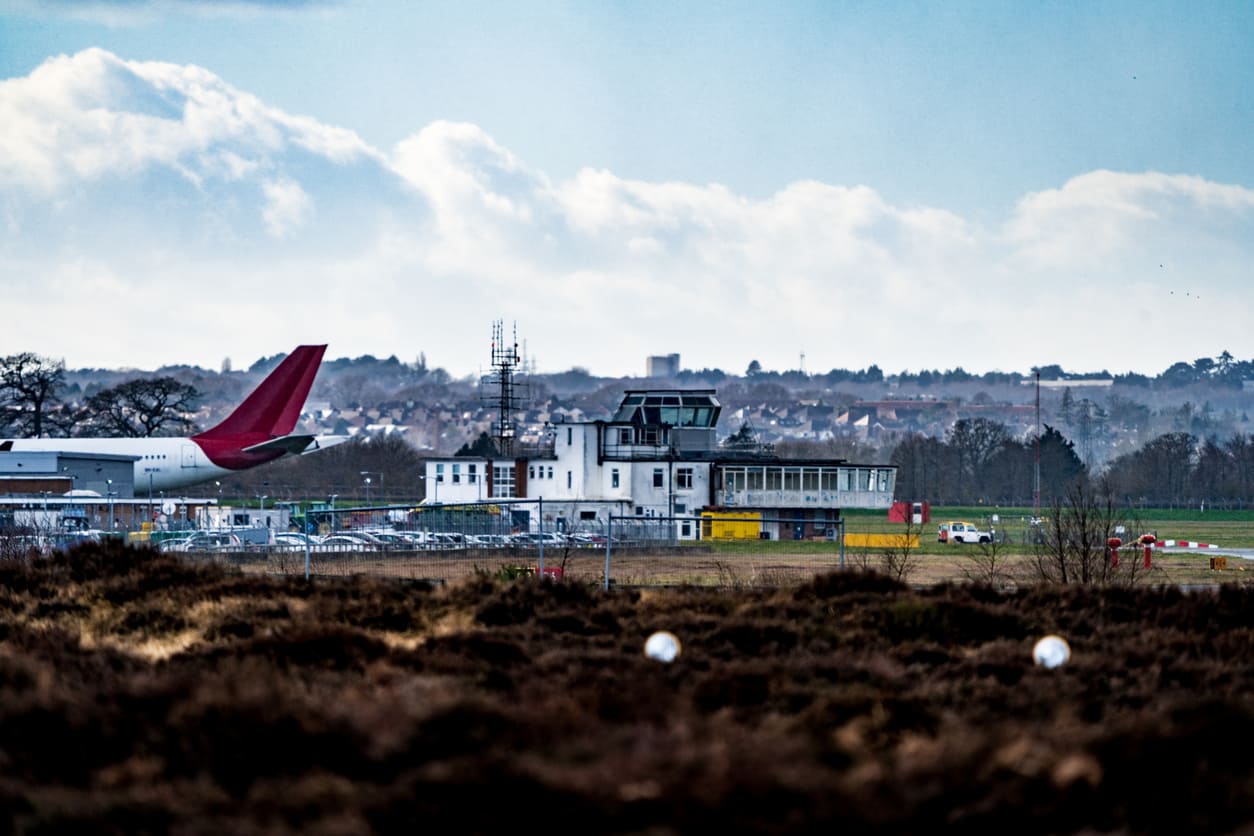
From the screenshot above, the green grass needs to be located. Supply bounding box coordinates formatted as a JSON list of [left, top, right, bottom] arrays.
[[689, 505, 1254, 552]]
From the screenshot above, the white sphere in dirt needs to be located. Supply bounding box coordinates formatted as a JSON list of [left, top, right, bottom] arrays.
[[644, 631, 681, 663], [1032, 635, 1071, 668]]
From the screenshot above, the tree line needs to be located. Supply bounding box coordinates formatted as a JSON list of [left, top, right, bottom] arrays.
[[0, 352, 198, 438], [884, 416, 1254, 510]]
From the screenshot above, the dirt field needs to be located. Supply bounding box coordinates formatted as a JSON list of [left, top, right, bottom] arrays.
[[0, 540, 1251, 834], [225, 541, 1250, 592]]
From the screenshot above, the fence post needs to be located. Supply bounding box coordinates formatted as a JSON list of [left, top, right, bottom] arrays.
[[839, 517, 846, 571], [537, 496, 544, 576], [604, 515, 613, 591]]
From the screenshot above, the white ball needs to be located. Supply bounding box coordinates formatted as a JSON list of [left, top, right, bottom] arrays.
[[644, 631, 681, 663], [1032, 635, 1071, 668]]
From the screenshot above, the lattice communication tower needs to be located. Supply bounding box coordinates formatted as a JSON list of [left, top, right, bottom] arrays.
[[483, 320, 528, 456]]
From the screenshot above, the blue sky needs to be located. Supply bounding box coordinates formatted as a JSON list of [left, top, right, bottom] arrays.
[[1, 0, 1252, 378]]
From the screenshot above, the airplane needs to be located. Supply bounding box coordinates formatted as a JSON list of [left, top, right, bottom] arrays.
[[0, 344, 349, 494]]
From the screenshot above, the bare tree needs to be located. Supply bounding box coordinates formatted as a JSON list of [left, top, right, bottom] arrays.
[[79, 377, 200, 437], [1028, 480, 1126, 585], [879, 517, 923, 583], [960, 530, 1015, 588], [0, 352, 66, 438]]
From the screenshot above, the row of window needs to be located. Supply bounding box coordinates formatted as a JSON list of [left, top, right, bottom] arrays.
[[719, 466, 894, 493], [433, 461, 890, 498], [435, 462, 480, 485]]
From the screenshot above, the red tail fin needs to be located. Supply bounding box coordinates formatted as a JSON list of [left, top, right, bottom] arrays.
[[193, 345, 326, 441]]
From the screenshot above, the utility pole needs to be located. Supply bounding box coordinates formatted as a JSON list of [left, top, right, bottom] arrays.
[[1033, 371, 1041, 519]]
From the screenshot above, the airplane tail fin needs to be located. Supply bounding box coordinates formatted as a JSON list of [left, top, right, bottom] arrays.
[[193, 345, 326, 441]]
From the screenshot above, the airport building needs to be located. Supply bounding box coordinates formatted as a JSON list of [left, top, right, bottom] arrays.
[[423, 388, 897, 540]]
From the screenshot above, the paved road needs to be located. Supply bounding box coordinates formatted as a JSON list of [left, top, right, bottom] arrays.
[[1158, 546, 1254, 560]]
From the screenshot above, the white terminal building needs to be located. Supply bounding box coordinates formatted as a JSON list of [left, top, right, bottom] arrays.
[[423, 388, 897, 540]]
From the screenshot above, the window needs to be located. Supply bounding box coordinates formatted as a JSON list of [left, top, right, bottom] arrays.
[[529, 465, 535, 479], [611, 468, 620, 488], [619, 428, 632, 445], [468, 464, 477, 484], [653, 468, 664, 488], [635, 506, 644, 516], [566, 471, 572, 489], [547, 466, 554, 479], [675, 502, 687, 514], [642, 426, 660, 445], [452, 464, 460, 484], [676, 467, 693, 489], [492, 465, 515, 498], [435, 463, 444, 483], [567, 427, 573, 445]]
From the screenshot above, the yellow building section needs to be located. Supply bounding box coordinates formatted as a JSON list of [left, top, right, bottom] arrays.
[[701, 511, 762, 540], [844, 532, 920, 549]]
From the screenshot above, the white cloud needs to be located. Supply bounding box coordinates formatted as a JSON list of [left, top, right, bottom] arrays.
[[261, 177, 313, 237], [1005, 170, 1254, 270], [0, 48, 378, 194], [0, 49, 1251, 379]]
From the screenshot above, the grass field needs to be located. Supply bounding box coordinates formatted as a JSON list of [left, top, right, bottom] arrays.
[[839, 505, 1254, 550], [673, 506, 1254, 588]]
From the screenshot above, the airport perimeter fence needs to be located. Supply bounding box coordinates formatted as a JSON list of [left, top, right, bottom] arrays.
[[3, 500, 853, 589], [178, 506, 853, 589]]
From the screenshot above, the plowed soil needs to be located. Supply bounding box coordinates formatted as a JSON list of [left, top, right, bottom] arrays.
[[0, 540, 1251, 835]]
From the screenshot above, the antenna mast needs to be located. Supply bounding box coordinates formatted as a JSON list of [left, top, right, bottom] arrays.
[[484, 320, 526, 457]]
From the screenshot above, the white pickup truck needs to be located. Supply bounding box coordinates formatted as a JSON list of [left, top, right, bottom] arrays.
[[938, 521, 994, 544]]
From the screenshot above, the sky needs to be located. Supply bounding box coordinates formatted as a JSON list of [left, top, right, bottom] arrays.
[[1, 0, 1252, 380]]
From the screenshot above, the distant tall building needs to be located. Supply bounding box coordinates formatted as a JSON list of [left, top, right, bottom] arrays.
[[646, 354, 680, 378]]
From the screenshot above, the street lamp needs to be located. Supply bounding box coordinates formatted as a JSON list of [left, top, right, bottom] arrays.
[[106, 479, 115, 531], [359, 471, 383, 504]]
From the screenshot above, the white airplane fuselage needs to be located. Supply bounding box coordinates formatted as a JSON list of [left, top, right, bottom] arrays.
[[0, 436, 344, 494]]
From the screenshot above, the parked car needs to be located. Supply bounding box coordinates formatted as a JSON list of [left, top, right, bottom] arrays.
[[273, 532, 322, 551], [510, 532, 569, 547], [938, 521, 994, 544], [161, 531, 241, 552], [364, 531, 422, 548], [319, 534, 381, 551]]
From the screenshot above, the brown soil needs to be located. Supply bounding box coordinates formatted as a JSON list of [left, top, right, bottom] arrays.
[[0, 540, 1251, 834]]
